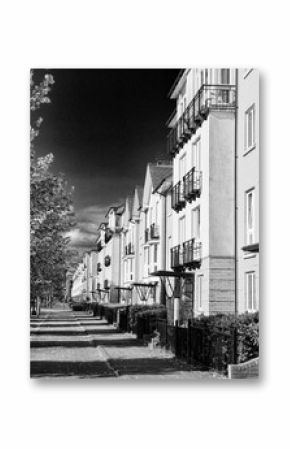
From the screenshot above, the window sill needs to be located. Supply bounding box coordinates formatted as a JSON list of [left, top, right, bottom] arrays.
[[243, 144, 256, 156]]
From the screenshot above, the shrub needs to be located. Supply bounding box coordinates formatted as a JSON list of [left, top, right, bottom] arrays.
[[192, 312, 259, 363], [128, 305, 167, 333]]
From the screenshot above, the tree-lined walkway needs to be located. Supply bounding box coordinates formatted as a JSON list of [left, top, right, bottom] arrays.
[[30, 304, 225, 380]]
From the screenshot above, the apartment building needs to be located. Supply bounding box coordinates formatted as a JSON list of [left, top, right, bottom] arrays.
[[137, 162, 172, 305], [167, 69, 237, 323], [120, 187, 143, 304], [237, 69, 259, 313], [94, 206, 124, 303]]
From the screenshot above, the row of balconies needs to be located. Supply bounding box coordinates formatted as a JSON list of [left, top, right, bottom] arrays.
[[172, 168, 202, 212], [144, 223, 160, 243], [167, 84, 236, 156], [170, 238, 202, 270]]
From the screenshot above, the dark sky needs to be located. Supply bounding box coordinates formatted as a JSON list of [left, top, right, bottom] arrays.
[[33, 69, 180, 252]]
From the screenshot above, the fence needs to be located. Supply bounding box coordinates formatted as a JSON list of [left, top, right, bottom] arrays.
[[137, 316, 238, 373]]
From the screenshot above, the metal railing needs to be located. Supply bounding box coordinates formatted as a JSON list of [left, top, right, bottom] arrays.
[[171, 181, 185, 212], [125, 242, 135, 255], [170, 238, 202, 269], [167, 84, 236, 155], [183, 238, 202, 267], [183, 168, 202, 201], [150, 223, 160, 239]]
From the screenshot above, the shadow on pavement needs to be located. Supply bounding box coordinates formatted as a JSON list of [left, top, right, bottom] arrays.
[[31, 360, 114, 378]]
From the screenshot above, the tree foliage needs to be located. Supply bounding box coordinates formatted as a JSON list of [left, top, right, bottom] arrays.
[[30, 71, 75, 302]]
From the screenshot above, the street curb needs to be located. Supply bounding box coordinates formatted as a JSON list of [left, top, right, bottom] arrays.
[[96, 345, 119, 377]]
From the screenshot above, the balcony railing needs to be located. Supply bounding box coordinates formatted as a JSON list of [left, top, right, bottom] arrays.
[[183, 238, 202, 268], [171, 181, 185, 212], [183, 168, 202, 201], [167, 84, 236, 155], [125, 242, 135, 256], [170, 238, 202, 270], [150, 223, 159, 239]]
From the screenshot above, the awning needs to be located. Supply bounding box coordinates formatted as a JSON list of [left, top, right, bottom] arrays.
[[132, 282, 157, 301], [114, 286, 133, 291], [149, 270, 194, 299]]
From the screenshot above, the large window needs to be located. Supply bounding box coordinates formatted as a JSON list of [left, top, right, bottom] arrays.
[[192, 206, 200, 240], [245, 271, 257, 311], [245, 189, 255, 245], [245, 104, 256, 151], [179, 154, 186, 180], [192, 138, 201, 171]]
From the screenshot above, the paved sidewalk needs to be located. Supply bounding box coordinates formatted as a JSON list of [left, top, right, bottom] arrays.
[[30, 306, 225, 380]]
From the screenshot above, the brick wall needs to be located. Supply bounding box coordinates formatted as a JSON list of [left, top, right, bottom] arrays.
[[228, 357, 259, 379]]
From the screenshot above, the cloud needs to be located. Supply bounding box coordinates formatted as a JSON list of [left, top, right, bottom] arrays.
[[67, 201, 124, 252]]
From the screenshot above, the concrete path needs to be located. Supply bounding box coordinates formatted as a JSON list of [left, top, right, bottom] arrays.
[[30, 305, 225, 380]]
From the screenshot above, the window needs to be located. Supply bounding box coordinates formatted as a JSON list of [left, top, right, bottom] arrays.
[[221, 68, 230, 84], [179, 216, 186, 244], [245, 189, 255, 245], [245, 104, 256, 151], [245, 272, 257, 311], [153, 244, 158, 271], [196, 274, 203, 310], [179, 154, 186, 180], [192, 139, 201, 171], [192, 206, 200, 240]]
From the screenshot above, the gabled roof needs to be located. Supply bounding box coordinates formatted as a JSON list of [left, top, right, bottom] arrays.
[[123, 195, 134, 226], [142, 162, 173, 209], [149, 163, 173, 191], [132, 185, 143, 219]]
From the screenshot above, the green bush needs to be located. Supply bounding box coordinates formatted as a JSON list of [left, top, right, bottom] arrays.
[[128, 305, 167, 333], [192, 312, 259, 363]]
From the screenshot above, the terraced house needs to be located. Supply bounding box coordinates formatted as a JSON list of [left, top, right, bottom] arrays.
[[167, 69, 237, 323], [119, 187, 143, 304], [70, 68, 259, 323], [237, 69, 259, 313], [137, 161, 172, 305]]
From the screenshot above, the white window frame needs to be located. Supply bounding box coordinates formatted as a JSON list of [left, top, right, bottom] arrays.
[[195, 274, 203, 311], [245, 189, 255, 245], [245, 271, 257, 312], [245, 104, 256, 152], [192, 206, 200, 240], [192, 138, 201, 171], [179, 215, 186, 245]]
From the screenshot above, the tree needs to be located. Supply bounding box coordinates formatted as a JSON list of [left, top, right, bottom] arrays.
[[30, 71, 75, 304]]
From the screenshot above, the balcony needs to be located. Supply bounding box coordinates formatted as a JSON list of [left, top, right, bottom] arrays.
[[171, 181, 185, 212], [125, 242, 135, 256], [183, 168, 202, 202], [170, 245, 183, 269], [183, 238, 202, 268], [170, 238, 202, 270], [150, 223, 159, 240], [167, 84, 236, 155]]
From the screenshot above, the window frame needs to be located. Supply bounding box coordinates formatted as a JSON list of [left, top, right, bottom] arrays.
[[245, 188, 255, 245], [245, 104, 256, 152], [245, 271, 257, 312]]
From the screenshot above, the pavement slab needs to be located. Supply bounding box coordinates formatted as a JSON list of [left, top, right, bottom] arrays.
[[30, 306, 225, 380]]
